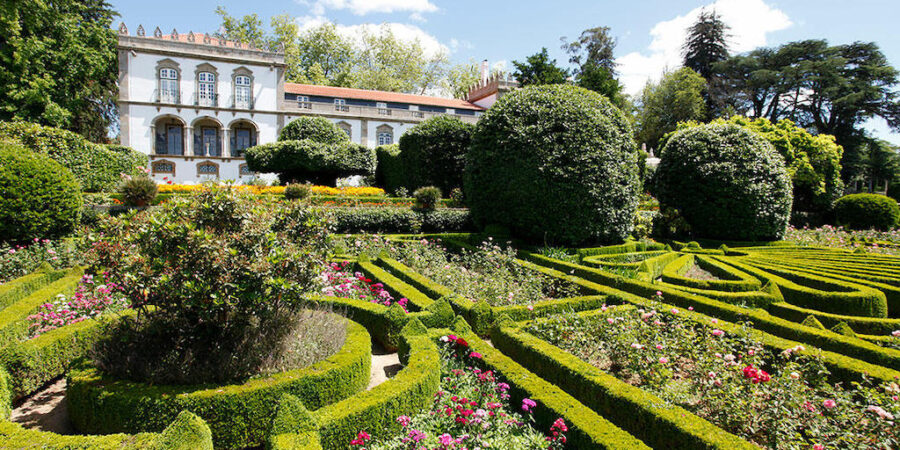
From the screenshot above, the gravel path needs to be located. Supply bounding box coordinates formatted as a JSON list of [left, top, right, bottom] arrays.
[[368, 341, 402, 390], [11, 378, 72, 434]]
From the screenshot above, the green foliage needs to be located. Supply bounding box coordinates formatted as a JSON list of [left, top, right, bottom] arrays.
[[327, 207, 472, 234], [0, 122, 147, 192], [465, 84, 641, 245], [448, 187, 465, 208], [682, 9, 730, 81], [0, 0, 118, 141], [635, 67, 707, 149], [656, 123, 793, 240], [278, 116, 350, 144], [244, 139, 375, 185], [398, 115, 474, 192], [374, 144, 404, 194], [663, 116, 844, 213], [284, 183, 312, 201], [512, 48, 569, 87], [119, 176, 158, 206], [834, 193, 900, 231], [413, 186, 441, 210], [575, 62, 625, 108], [0, 144, 82, 243], [91, 188, 331, 327], [149, 411, 214, 450]]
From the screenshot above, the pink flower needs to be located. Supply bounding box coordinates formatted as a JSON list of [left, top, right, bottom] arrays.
[[630, 343, 644, 349], [397, 415, 411, 427], [711, 329, 724, 337], [469, 351, 482, 359], [813, 445, 824, 450], [688, 306, 694, 311], [607, 318, 615, 324], [892, 330, 900, 337], [655, 291, 662, 297], [658, 357, 669, 364], [521, 398, 537, 412], [527, 305, 534, 311], [823, 399, 836, 409], [655, 344, 663, 350], [438, 433, 453, 446], [670, 308, 679, 314]]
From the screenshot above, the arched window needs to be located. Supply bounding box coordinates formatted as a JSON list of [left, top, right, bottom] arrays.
[[239, 164, 253, 176], [197, 161, 219, 178], [154, 117, 184, 155], [152, 160, 176, 176], [230, 123, 257, 157], [159, 68, 179, 103], [337, 121, 352, 139], [377, 125, 393, 146], [234, 75, 252, 109], [198, 72, 216, 107]]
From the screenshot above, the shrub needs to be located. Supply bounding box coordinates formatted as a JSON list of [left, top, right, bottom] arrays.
[[244, 140, 375, 186], [0, 144, 82, 243], [119, 176, 158, 206], [279, 116, 350, 144], [465, 84, 641, 245], [413, 186, 441, 210], [655, 123, 793, 241], [398, 116, 474, 192], [374, 144, 404, 194], [0, 122, 147, 192], [662, 116, 844, 214], [284, 183, 312, 201], [448, 187, 465, 208], [833, 193, 900, 231]]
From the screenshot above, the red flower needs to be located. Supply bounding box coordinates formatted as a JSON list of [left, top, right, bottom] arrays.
[[455, 338, 469, 347]]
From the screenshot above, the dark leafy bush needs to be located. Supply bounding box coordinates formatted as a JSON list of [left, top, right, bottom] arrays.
[[448, 187, 465, 208], [328, 207, 472, 234], [279, 116, 350, 144], [91, 187, 331, 328], [833, 193, 899, 231], [119, 176, 158, 206], [284, 183, 312, 201], [244, 139, 375, 185], [398, 115, 474, 192], [0, 122, 147, 192], [0, 143, 82, 243], [465, 84, 641, 245], [375, 144, 404, 194], [655, 123, 793, 241], [413, 186, 441, 210]]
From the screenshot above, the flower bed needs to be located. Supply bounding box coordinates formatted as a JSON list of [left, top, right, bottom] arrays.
[[787, 225, 900, 255], [27, 272, 128, 337], [322, 261, 409, 312], [525, 302, 900, 449], [156, 184, 386, 197], [0, 239, 81, 284], [356, 333, 566, 449]]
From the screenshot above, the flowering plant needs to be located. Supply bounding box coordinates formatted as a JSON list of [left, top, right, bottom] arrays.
[[321, 261, 409, 312], [0, 238, 81, 283], [786, 225, 900, 255], [355, 334, 567, 449], [27, 273, 129, 337]]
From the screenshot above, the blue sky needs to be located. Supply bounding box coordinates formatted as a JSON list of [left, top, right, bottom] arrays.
[[110, 0, 900, 143]]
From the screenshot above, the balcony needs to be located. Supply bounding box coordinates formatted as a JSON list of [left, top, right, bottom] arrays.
[[194, 92, 218, 108], [155, 89, 181, 105], [284, 101, 479, 124]]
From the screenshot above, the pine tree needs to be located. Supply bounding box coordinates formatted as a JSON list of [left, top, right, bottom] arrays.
[[682, 9, 730, 80]]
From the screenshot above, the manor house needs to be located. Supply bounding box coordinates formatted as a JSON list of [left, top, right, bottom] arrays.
[[116, 23, 516, 183]]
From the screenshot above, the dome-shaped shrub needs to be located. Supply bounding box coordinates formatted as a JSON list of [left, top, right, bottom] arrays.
[[834, 193, 899, 231], [464, 84, 640, 245], [0, 143, 82, 242], [399, 115, 474, 192], [655, 123, 792, 240], [278, 116, 350, 144]]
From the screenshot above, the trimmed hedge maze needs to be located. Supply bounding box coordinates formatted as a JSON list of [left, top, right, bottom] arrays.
[[4, 234, 900, 448]]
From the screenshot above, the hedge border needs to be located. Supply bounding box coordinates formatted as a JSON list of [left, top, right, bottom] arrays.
[[0, 267, 83, 347], [67, 317, 371, 449]]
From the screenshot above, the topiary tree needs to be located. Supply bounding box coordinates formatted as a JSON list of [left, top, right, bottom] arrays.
[[655, 123, 793, 240], [244, 140, 374, 185], [0, 143, 82, 242], [833, 193, 899, 231], [398, 115, 474, 192], [374, 144, 404, 195], [0, 122, 147, 192], [278, 116, 350, 144], [661, 116, 844, 214], [465, 84, 641, 245]]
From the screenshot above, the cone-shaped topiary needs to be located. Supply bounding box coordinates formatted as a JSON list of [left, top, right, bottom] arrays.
[[465, 84, 641, 245], [0, 143, 82, 243], [655, 123, 792, 241]]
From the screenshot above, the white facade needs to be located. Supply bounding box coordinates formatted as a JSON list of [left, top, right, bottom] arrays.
[[117, 24, 487, 184]]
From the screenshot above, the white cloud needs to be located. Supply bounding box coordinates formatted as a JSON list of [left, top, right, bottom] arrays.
[[616, 0, 792, 96], [310, 0, 438, 16], [409, 12, 426, 23], [296, 17, 449, 59]]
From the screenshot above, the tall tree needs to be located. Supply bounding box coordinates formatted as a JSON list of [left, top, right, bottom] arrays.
[[295, 22, 356, 86], [561, 26, 617, 75], [576, 62, 625, 108], [512, 48, 569, 87], [682, 9, 730, 80], [634, 67, 707, 149], [443, 62, 481, 99], [353, 24, 449, 94], [214, 7, 269, 50], [0, 0, 119, 142]]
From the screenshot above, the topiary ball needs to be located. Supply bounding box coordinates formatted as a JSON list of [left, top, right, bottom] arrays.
[[278, 116, 350, 144], [464, 84, 640, 245], [0, 143, 83, 242], [834, 193, 899, 231], [399, 115, 474, 193], [655, 123, 792, 241]]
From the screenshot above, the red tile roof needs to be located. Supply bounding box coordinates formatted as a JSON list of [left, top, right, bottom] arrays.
[[284, 83, 483, 111]]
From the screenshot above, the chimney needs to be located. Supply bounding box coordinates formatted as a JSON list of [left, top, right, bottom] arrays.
[[480, 59, 489, 84]]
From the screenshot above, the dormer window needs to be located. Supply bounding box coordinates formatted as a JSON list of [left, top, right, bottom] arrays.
[[198, 72, 216, 107], [234, 75, 252, 109], [334, 98, 348, 112], [159, 68, 179, 103]]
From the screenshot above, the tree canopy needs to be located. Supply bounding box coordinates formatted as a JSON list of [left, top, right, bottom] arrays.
[[682, 9, 730, 81], [561, 26, 617, 75], [512, 48, 569, 87], [635, 67, 708, 149], [0, 0, 119, 142]]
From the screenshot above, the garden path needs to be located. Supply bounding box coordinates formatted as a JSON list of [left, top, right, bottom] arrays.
[[368, 342, 401, 390], [11, 378, 72, 434]]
